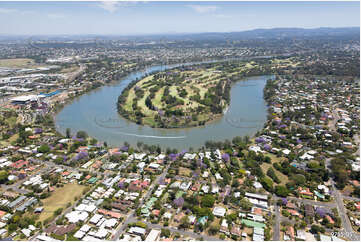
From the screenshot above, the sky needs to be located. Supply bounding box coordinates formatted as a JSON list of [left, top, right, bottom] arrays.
[[0, 1, 359, 35]]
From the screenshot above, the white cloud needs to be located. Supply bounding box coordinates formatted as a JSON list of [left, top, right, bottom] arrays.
[[213, 14, 232, 19], [188, 5, 218, 14], [0, 8, 18, 14], [98, 1, 142, 13], [47, 13, 66, 19], [98, 1, 120, 13]]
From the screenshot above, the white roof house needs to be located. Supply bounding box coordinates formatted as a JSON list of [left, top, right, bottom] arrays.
[[94, 228, 108, 239], [253, 182, 263, 189], [282, 149, 291, 155], [300, 153, 314, 160], [213, 206, 226, 217], [65, 211, 88, 223], [145, 229, 161, 242], [180, 181, 191, 191], [73, 230, 85, 239], [215, 173, 223, 180], [148, 163, 160, 169], [79, 224, 91, 233], [201, 185, 209, 193], [90, 214, 103, 224], [129, 227, 146, 236], [137, 162, 146, 170], [249, 146, 262, 153], [163, 212, 172, 219], [183, 153, 197, 160], [104, 218, 118, 228], [21, 228, 31, 237]]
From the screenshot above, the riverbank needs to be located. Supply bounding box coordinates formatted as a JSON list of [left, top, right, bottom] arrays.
[[55, 68, 271, 150]]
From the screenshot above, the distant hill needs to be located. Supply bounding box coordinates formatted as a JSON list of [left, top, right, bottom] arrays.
[[0, 27, 359, 42], [154, 27, 360, 41]]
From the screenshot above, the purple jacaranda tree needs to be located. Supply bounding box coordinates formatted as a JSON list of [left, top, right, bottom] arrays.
[[279, 124, 287, 129], [169, 153, 178, 161], [74, 151, 88, 161], [180, 150, 187, 156], [263, 144, 272, 151], [255, 137, 266, 143], [192, 171, 200, 178], [315, 207, 326, 218], [222, 153, 230, 162], [158, 110, 164, 116], [118, 182, 125, 189], [173, 197, 184, 208]]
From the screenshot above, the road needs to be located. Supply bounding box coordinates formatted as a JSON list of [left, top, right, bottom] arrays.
[[325, 108, 360, 241], [272, 197, 281, 241], [144, 221, 219, 241], [287, 196, 337, 208]]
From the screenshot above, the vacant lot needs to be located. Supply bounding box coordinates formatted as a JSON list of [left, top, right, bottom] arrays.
[[38, 183, 85, 222], [260, 162, 289, 185], [179, 167, 192, 177], [0, 58, 42, 68]]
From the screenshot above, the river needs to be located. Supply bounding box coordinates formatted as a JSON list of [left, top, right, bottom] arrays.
[[55, 62, 272, 150]]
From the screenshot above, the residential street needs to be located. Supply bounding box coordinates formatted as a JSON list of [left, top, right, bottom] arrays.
[[144, 221, 219, 241], [272, 197, 281, 241], [112, 162, 172, 240]]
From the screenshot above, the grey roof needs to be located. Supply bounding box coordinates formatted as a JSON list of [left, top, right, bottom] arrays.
[[7, 196, 26, 209]]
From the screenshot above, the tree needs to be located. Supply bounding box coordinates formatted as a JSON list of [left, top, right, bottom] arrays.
[[76, 130, 88, 139], [240, 198, 253, 211], [179, 216, 190, 229], [267, 167, 281, 183], [38, 144, 50, 153], [208, 224, 220, 235], [161, 229, 170, 238], [275, 185, 289, 197], [0, 170, 8, 184], [291, 174, 306, 186], [201, 195, 215, 208], [260, 177, 274, 192], [66, 128, 71, 138]]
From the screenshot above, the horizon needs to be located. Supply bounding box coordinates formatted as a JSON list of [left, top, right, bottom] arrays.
[[0, 26, 360, 37], [0, 1, 359, 35]]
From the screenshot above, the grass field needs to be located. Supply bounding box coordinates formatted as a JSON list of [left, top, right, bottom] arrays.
[[8, 133, 19, 143], [260, 162, 289, 185], [38, 183, 85, 222], [179, 167, 192, 177], [0, 58, 42, 68], [5, 116, 17, 127], [119, 65, 226, 127], [59, 65, 80, 73], [118, 59, 294, 128]]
